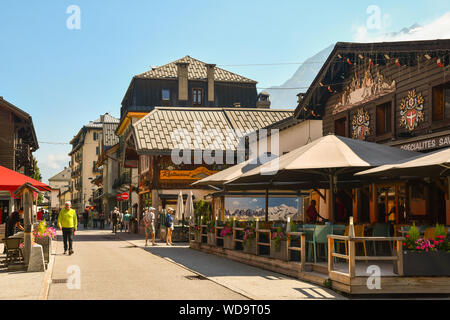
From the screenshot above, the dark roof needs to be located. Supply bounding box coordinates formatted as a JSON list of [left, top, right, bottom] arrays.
[[294, 39, 450, 119], [132, 107, 293, 154]]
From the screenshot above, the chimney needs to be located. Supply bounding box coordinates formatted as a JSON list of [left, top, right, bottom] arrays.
[[176, 62, 189, 102], [206, 64, 216, 104], [256, 92, 271, 109]]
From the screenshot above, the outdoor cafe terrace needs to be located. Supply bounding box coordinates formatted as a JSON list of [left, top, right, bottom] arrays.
[[187, 136, 450, 295]]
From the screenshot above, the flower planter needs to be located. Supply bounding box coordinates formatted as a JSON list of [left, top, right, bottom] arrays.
[[207, 233, 216, 246], [270, 240, 288, 261], [394, 251, 450, 276], [223, 235, 234, 250], [34, 237, 52, 264], [243, 239, 257, 255]]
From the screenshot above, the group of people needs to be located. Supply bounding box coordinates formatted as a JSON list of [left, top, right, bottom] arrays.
[[142, 206, 174, 246], [82, 206, 107, 230], [110, 207, 132, 233]]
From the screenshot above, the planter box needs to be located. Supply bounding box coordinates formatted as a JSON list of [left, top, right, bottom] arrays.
[[193, 232, 201, 243], [223, 235, 234, 250], [270, 240, 288, 261], [34, 237, 52, 264], [243, 239, 257, 255], [207, 233, 216, 246], [395, 251, 450, 276]]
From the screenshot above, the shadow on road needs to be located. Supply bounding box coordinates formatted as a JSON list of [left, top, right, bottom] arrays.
[[142, 246, 290, 280]]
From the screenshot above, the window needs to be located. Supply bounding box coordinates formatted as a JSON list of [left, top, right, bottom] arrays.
[[334, 117, 347, 137], [376, 102, 392, 135], [192, 88, 203, 106], [96, 147, 99, 155], [162, 89, 170, 101], [93, 132, 98, 141], [432, 83, 450, 121]]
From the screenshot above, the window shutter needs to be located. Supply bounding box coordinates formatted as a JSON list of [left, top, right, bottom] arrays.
[[433, 86, 444, 121]]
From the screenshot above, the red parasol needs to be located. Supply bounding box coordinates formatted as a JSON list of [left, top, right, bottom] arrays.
[[0, 165, 50, 194]]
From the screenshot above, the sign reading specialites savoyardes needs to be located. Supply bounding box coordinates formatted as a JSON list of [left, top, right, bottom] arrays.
[[399, 134, 450, 151]]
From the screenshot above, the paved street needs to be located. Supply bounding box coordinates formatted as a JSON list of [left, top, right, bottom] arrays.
[[46, 229, 345, 300]]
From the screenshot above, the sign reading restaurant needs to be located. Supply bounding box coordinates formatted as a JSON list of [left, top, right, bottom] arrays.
[[399, 134, 450, 152]]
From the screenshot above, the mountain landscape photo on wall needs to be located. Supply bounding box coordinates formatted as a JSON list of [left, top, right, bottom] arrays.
[[224, 197, 301, 221]]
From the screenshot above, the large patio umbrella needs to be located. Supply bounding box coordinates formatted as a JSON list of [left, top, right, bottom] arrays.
[[356, 147, 450, 178], [225, 135, 420, 223], [184, 190, 195, 224], [175, 190, 184, 222], [192, 159, 261, 187], [0, 165, 50, 194], [356, 147, 450, 201]]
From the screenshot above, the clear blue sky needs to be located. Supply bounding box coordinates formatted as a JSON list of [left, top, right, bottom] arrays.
[[0, 0, 448, 182]]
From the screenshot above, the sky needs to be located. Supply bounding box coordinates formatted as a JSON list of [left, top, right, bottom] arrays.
[[0, 0, 449, 183]]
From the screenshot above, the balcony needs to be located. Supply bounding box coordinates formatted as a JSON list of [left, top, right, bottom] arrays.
[[75, 152, 82, 162], [71, 166, 81, 178], [112, 171, 131, 189]]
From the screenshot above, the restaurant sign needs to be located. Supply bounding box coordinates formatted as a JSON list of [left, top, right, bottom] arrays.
[[399, 134, 450, 151], [160, 167, 218, 180]]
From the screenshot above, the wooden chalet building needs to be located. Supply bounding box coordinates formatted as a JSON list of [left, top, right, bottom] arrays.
[[295, 39, 450, 225], [0, 96, 39, 222], [0, 96, 39, 176]]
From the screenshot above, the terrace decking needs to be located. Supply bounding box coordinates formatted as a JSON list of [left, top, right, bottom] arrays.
[[189, 225, 450, 295]]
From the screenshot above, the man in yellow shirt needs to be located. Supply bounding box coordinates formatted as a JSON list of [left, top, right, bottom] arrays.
[[58, 201, 78, 255]]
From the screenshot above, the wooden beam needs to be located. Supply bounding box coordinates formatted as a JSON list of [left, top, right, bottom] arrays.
[[313, 189, 326, 201]]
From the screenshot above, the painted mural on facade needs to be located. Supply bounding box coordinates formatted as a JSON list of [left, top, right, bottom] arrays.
[[333, 67, 396, 115], [399, 89, 425, 132]]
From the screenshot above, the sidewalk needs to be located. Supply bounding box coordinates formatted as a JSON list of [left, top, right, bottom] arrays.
[[0, 243, 50, 300], [115, 231, 346, 300]]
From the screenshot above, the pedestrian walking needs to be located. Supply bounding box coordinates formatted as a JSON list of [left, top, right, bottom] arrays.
[[83, 206, 89, 229], [93, 209, 99, 229], [118, 210, 124, 232], [58, 201, 78, 255], [99, 211, 105, 229], [111, 208, 119, 233], [123, 210, 131, 233], [166, 208, 174, 246], [143, 207, 156, 246]]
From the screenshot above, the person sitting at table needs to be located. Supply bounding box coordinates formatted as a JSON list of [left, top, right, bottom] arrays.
[[6, 208, 24, 237], [306, 200, 327, 223]]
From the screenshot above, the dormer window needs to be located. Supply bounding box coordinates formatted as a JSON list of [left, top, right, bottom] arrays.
[[193, 88, 203, 106], [162, 89, 170, 101]]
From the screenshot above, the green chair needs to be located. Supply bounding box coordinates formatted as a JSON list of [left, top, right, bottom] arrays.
[[332, 224, 346, 235], [372, 223, 391, 256], [306, 225, 332, 263]]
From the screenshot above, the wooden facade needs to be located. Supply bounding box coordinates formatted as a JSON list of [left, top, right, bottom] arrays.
[[295, 40, 450, 225], [0, 97, 38, 176]]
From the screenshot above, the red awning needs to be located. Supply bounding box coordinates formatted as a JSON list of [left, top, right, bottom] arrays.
[[0, 165, 50, 193]]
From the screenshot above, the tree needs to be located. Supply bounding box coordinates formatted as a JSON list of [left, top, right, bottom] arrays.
[[30, 158, 44, 205]]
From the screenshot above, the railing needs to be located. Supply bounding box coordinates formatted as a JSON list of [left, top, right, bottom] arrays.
[[189, 220, 306, 271], [327, 235, 405, 278]]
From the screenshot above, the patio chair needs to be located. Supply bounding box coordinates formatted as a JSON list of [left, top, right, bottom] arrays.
[[4, 238, 24, 265], [306, 225, 332, 263], [335, 225, 367, 258], [423, 228, 435, 240], [332, 224, 346, 235], [372, 223, 391, 256]]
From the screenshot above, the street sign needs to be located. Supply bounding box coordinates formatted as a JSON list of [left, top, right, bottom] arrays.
[[116, 194, 123, 201], [121, 192, 129, 200]]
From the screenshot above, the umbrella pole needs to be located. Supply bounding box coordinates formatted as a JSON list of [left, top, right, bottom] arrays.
[[265, 188, 269, 222], [329, 174, 335, 224]]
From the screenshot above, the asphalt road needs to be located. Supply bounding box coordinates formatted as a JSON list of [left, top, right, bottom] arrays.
[[47, 229, 247, 300]]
